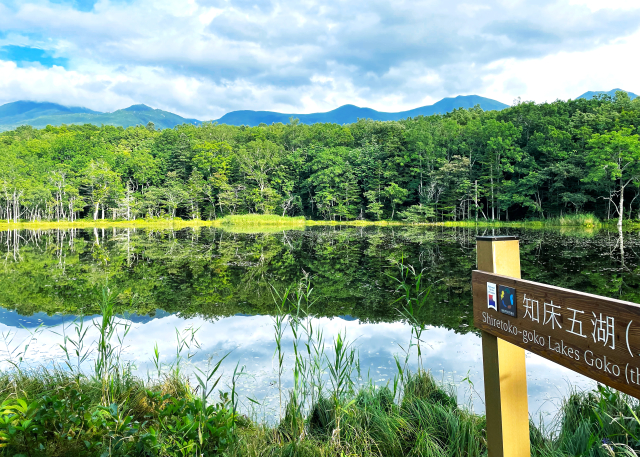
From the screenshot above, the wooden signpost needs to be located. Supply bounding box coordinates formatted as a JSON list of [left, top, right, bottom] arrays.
[[474, 235, 640, 457]]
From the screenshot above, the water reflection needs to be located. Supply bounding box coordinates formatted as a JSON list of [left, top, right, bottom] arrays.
[[0, 308, 596, 425], [1, 225, 639, 424]]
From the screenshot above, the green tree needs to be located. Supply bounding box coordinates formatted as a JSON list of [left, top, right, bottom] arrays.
[[186, 170, 206, 219], [162, 172, 188, 219], [84, 160, 121, 220], [237, 139, 283, 214], [585, 128, 640, 226], [481, 120, 522, 220], [382, 183, 408, 220]]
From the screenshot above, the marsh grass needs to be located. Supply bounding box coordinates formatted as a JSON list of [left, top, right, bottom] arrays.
[[529, 385, 640, 457], [0, 286, 239, 457], [219, 215, 419, 228], [0, 214, 305, 233], [0, 212, 619, 234], [220, 215, 307, 227], [0, 217, 217, 231], [228, 371, 485, 457], [546, 213, 601, 228], [437, 213, 602, 229]]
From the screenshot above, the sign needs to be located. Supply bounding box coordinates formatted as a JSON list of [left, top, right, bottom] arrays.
[[473, 270, 640, 398]]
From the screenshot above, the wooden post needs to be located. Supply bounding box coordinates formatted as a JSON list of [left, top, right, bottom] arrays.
[[477, 235, 530, 457]]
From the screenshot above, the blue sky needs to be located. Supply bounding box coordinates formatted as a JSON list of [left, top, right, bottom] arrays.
[[0, 0, 639, 119], [0, 45, 69, 67]]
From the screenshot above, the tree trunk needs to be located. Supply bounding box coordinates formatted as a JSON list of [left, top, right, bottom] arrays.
[[618, 179, 624, 227], [475, 180, 478, 222], [94, 203, 99, 220], [490, 166, 495, 221]]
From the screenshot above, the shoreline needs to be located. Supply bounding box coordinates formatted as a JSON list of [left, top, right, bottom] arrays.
[[0, 214, 633, 231]]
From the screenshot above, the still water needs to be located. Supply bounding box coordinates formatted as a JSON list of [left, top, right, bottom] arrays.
[[0, 225, 638, 423]]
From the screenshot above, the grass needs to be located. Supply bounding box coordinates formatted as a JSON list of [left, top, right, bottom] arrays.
[[0, 212, 624, 233], [232, 383, 640, 456], [219, 214, 307, 227], [0, 286, 240, 456], [306, 219, 408, 227], [0, 217, 217, 231], [0, 272, 640, 456], [0, 215, 406, 232], [549, 213, 601, 227], [437, 213, 602, 229], [216, 215, 307, 233], [227, 371, 486, 457]]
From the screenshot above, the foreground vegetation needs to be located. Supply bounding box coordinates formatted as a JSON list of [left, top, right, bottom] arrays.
[[1, 92, 640, 227], [5, 361, 640, 457], [1, 270, 640, 456]]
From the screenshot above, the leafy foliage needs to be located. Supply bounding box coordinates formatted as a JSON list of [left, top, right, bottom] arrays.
[[1, 92, 640, 224]]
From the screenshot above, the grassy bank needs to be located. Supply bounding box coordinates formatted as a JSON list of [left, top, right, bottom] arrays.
[[0, 214, 392, 232], [218, 214, 307, 227], [215, 212, 607, 229], [1, 212, 621, 233], [230, 380, 640, 457], [214, 214, 307, 233], [3, 353, 639, 457], [436, 213, 602, 229], [0, 218, 217, 231]]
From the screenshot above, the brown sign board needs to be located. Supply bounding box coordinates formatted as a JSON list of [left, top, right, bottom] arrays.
[[473, 270, 640, 398]]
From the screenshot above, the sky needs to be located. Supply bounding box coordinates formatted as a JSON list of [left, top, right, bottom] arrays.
[[0, 0, 639, 120]]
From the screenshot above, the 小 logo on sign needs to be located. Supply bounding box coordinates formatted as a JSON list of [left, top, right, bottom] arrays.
[[487, 282, 497, 311]]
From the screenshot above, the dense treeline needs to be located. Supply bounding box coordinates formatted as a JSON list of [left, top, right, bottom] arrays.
[[1, 92, 639, 224]]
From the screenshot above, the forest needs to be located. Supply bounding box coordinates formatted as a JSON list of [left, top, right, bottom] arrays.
[[1, 91, 639, 225]]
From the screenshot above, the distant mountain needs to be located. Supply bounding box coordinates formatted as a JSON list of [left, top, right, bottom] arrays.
[[0, 95, 508, 131], [2, 90, 638, 132], [0, 102, 201, 131], [576, 89, 638, 100], [213, 95, 509, 126], [0, 101, 100, 125]]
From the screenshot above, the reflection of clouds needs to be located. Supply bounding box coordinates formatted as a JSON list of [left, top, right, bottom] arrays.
[[0, 312, 595, 426]]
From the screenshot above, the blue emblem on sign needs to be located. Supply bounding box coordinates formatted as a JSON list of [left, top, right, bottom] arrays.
[[498, 285, 517, 317]]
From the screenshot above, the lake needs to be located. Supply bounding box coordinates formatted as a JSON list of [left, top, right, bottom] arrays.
[[1, 225, 638, 425]]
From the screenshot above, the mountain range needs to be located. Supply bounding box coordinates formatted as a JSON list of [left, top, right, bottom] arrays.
[[0, 101, 201, 131], [0, 89, 636, 131], [576, 88, 637, 101], [213, 95, 508, 126]]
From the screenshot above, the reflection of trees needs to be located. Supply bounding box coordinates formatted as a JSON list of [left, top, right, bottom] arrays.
[[618, 225, 625, 269], [2, 230, 22, 262], [1, 227, 640, 333]]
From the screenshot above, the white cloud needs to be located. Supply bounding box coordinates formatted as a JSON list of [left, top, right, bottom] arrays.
[[568, 0, 639, 11], [482, 27, 640, 104], [0, 0, 638, 118]]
